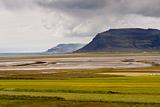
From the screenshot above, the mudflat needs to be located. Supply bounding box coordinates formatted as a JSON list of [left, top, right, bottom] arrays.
[[0, 53, 160, 70]]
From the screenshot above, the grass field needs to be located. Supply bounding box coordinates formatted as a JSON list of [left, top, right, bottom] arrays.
[[0, 76, 160, 106]]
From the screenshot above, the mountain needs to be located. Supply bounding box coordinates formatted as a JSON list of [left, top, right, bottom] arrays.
[[46, 43, 85, 53], [77, 28, 160, 52]]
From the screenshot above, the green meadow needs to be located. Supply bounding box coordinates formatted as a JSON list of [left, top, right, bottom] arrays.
[[0, 76, 160, 107]]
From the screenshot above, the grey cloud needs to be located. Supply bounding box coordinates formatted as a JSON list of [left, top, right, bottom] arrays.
[[1, 0, 160, 17], [0, 0, 38, 10], [114, 0, 160, 17], [35, 0, 160, 38], [37, 0, 106, 10], [37, 0, 160, 18], [36, 0, 107, 18], [1, 0, 160, 38], [1, 0, 160, 52]]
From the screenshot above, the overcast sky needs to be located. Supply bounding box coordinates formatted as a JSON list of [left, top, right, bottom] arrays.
[[1, 0, 160, 52]]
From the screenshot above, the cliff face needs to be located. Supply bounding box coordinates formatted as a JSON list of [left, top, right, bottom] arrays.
[[77, 28, 160, 52]]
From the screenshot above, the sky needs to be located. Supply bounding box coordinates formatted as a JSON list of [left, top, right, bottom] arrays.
[[1, 0, 160, 52]]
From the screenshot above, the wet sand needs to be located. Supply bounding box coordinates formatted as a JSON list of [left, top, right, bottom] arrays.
[[0, 55, 159, 70]]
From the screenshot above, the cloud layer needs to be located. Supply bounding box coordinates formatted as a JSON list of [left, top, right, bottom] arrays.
[[0, 0, 160, 52]]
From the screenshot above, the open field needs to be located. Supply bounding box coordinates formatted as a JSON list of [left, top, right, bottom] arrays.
[[0, 76, 160, 106], [0, 53, 160, 107]]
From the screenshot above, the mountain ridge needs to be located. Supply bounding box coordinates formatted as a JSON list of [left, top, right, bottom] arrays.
[[47, 43, 85, 53], [76, 28, 160, 52]]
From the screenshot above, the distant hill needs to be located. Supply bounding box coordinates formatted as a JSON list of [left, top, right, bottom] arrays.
[[76, 28, 160, 52], [46, 44, 85, 53]]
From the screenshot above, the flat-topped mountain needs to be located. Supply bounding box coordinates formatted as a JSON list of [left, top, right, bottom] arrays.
[[47, 43, 85, 53], [77, 28, 160, 52]]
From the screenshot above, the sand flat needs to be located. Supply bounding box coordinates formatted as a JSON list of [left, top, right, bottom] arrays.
[[0, 56, 156, 70]]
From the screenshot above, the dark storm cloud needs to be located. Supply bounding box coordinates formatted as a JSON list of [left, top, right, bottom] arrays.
[[36, 0, 160, 37], [36, 0, 160, 18], [40, 0, 106, 10], [1, 0, 160, 17], [36, 0, 107, 18]]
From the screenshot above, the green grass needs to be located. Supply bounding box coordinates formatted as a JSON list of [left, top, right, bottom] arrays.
[[0, 67, 160, 79], [0, 76, 160, 106], [0, 66, 160, 106], [1, 99, 160, 107]]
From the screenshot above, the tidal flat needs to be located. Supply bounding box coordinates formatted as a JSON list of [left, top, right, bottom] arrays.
[[0, 53, 160, 70]]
